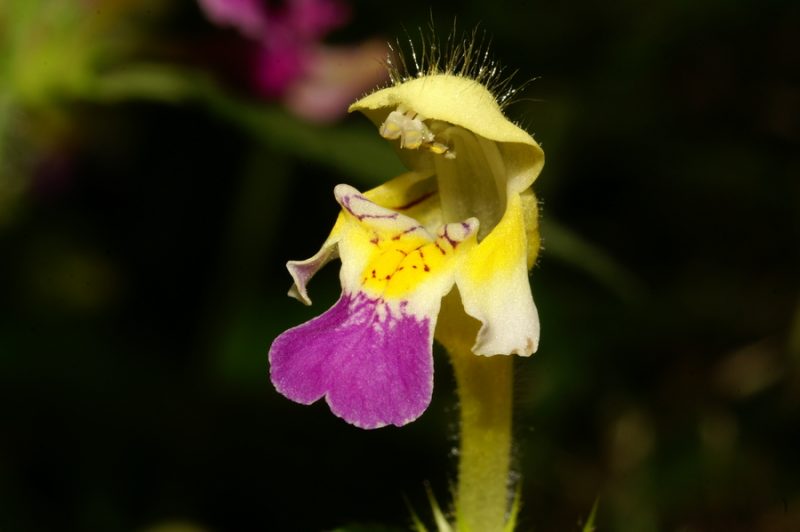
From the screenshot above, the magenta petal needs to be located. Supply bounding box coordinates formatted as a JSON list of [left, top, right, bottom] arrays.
[[269, 293, 433, 429], [252, 45, 309, 96], [197, 0, 268, 38], [284, 0, 351, 39]]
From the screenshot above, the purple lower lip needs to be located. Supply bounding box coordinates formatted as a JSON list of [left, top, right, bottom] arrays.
[[269, 291, 433, 429]]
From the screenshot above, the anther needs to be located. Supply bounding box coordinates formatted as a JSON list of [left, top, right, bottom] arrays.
[[378, 106, 453, 158]]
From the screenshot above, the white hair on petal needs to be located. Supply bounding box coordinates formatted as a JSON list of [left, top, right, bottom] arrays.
[[382, 22, 531, 110]]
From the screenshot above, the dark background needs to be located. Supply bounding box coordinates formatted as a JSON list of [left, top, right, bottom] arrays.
[[1, 1, 799, 531]]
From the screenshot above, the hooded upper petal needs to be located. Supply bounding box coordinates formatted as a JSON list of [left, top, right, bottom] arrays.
[[349, 74, 544, 195]]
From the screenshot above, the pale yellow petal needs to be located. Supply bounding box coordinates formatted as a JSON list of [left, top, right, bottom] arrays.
[[455, 193, 539, 356], [362, 171, 443, 232], [333, 184, 478, 315], [520, 188, 541, 270], [287, 214, 346, 305], [287, 173, 447, 306]]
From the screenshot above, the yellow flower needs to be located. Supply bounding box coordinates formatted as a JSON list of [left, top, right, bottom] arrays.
[[269, 71, 544, 428]]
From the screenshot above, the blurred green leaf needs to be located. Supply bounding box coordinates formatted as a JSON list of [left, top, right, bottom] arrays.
[[581, 499, 599, 532], [4, 0, 97, 105], [540, 218, 645, 302], [90, 65, 403, 185]]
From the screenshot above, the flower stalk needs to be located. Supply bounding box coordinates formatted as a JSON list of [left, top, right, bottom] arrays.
[[453, 352, 513, 532], [438, 292, 514, 532]]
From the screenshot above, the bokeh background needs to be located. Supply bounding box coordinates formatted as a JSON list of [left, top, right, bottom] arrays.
[[2, 1, 799, 531]]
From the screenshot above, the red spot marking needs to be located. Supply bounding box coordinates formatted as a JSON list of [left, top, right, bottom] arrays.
[[371, 269, 376, 278], [385, 274, 392, 280], [423, 265, 430, 272], [412, 265, 418, 269]]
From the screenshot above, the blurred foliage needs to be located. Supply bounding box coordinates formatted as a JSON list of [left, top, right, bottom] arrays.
[[1, 0, 799, 531]]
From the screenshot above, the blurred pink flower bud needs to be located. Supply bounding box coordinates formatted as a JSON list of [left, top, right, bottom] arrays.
[[198, 0, 388, 122]]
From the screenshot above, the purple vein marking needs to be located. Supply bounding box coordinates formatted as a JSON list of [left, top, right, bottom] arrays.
[[341, 194, 400, 221], [441, 226, 459, 249], [391, 225, 423, 240], [394, 191, 436, 211], [441, 221, 476, 249]]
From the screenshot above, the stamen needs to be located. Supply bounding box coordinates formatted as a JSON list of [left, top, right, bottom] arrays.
[[378, 106, 454, 158]]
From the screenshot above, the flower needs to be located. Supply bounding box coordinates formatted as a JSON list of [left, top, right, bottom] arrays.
[[197, 0, 388, 122], [269, 73, 544, 428]]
